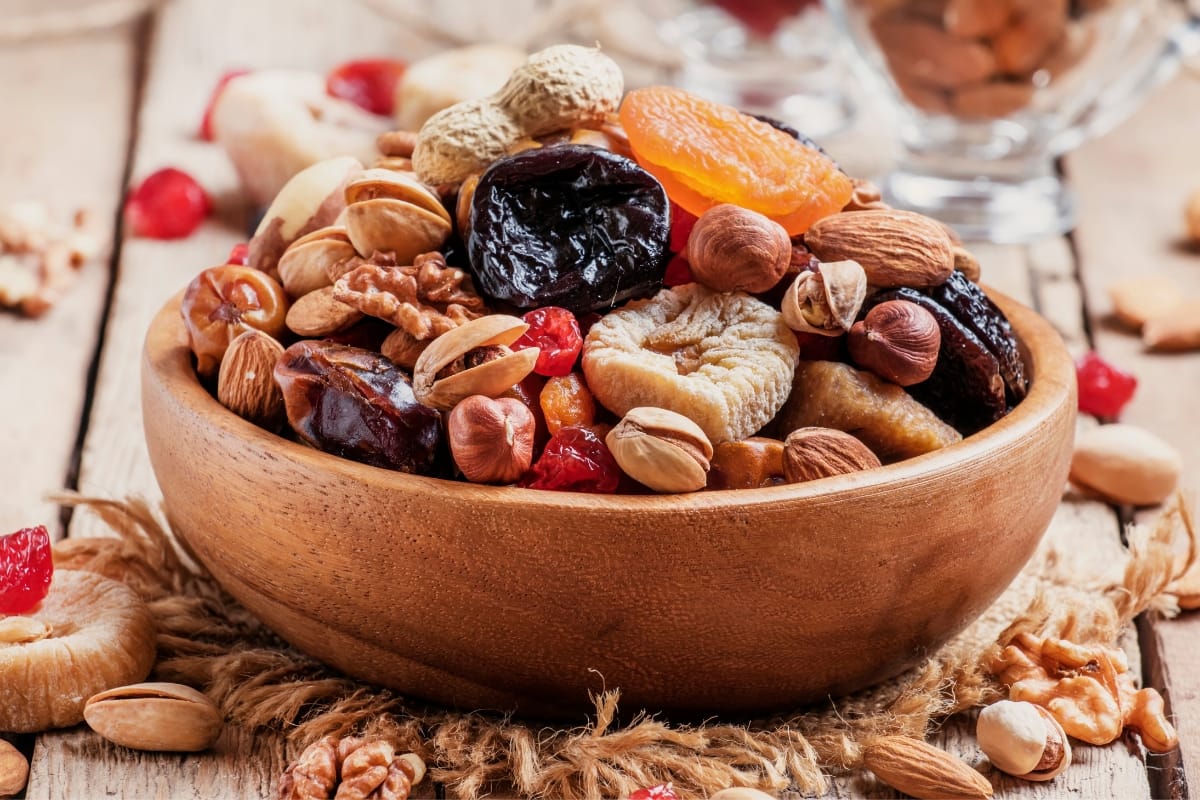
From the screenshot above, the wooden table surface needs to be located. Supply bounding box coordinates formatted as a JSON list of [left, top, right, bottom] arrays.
[[2, 1, 1198, 797]]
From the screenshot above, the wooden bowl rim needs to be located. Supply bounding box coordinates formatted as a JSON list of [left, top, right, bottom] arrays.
[[144, 286, 1075, 514]]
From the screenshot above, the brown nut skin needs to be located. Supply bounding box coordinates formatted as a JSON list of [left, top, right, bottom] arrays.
[[686, 204, 792, 294], [448, 395, 535, 483], [848, 299, 941, 387], [782, 427, 881, 483], [181, 265, 289, 378]]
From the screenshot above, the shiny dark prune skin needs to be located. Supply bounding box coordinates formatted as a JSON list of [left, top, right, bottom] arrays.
[[274, 341, 441, 474], [466, 144, 670, 314]]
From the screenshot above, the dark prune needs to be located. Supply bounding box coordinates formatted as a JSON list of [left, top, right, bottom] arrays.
[[866, 288, 1006, 435], [927, 271, 1027, 404], [466, 144, 670, 314], [275, 341, 441, 473]]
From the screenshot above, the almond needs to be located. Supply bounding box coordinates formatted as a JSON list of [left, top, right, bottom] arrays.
[[872, 15, 996, 89], [863, 736, 993, 799], [782, 427, 881, 483], [944, 0, 1012, 38], [217, 329, 286, 428], [951, 81, 1034, 119], [993, 0, 1068, 77], [1069, 424, 1182, 506], [803, 210, 955, 289]]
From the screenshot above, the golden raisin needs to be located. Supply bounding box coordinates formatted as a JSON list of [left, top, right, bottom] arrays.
[[539, 373, 596, 435]]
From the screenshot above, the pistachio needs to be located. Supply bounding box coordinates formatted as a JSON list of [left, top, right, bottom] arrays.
[[782, 427, 881, 484], [780, 260, 868, 336], [276, 226, 356, 298], [977, 700, 1072, 782], [1069, 423, 1182, 506], [606, 407, 714, 493], [686, 204, 793, 294], [342, 169, 452, 264], [847, 300, 941, 387], [84, 682, 222, 753], [412, 314, 539, 410], [285, 285, 364, 337], [217, 329, 286, 429]]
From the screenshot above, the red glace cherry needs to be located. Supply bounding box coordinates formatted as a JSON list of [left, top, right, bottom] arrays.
[[226, 242, 250, 265], [1075, 351, 1137, 420], [199, 69, 250, 141], [629, 784, 680, 800], [668, 201, 698, 254], [520, 426, 620, 493], [0, 525, 53, 615], [512, 306, 584, 377], [125, 168, 211, 240], [326, 59, 406, 116], [663, 253, 695, 287]]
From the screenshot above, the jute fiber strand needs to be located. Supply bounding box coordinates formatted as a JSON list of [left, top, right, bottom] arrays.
[[49, 493, 1193, 799]]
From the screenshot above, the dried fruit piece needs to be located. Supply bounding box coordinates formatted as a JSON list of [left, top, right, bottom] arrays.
[[1075, 352, 1137, 420], [777, 361, 961, 461], [0, 525, 52, 615], [180, 265, 289, 378], [582, 284, 798, 444], [539, 373, 596, 435], [275, 341, 442, 474], [512, 306, 583, 377], [668, 202, 698, 253], [629, 784, 681, 800], [521, 426, 621, 493], [707, 437, 787, 490], [467, 145, 670, 313], [125, 168, 211, 240], [0, 570, 156, 732], [326, 59, 406, 116], [226, 242, 250, 265], [662, 254, 694, 287], [620, 87, 852, 234], [199, 69, 251, 141]]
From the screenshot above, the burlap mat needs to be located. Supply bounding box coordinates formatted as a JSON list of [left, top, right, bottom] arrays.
[[49, 492, 1194, 799]]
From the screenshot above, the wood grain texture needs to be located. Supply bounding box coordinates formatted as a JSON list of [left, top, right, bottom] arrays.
[[1067, 71, 1200, 800], [0, 26, 137, 537]]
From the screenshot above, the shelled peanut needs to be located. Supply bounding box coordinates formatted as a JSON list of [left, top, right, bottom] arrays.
[[863, 0, 1116, 118], [179, 46, 1032, 495]]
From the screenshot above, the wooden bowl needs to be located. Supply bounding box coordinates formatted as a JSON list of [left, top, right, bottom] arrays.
[[142, 290, 1075, 717]]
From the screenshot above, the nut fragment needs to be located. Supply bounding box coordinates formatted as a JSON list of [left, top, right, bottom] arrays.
[[782, 427, 881, 484], [780, 260, 867, 336], [1069, 423, 1182, 506], [0, 570, 156, 732], [412, 314, 539, 410], [607, 407, 714, 493], [686, 204, 793, 294], [218, 330, 286, 429], [448, 395, 536, 484], [848, 300, 941, 386], [84, 682, 222, 752], [803, 209, 955, 289], [977, 700, 1071, 781], [279, 735, 426, 800], [1142, 300, 1200, 352], [0, 738, 28, 798]]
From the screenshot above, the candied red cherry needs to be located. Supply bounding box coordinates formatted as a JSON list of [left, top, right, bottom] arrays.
[[1076, 351, 1137, 420], [663, 254, 695, 287], [227, 242, 250, 265], [521, 426, 620, 493], [630, 784, 680, 800], [326, 58, 406, 116], [668, 201, 698, 253], [0, 525, 53, 615], [125, 167, 211, 240], [199, 69, 250, 141], [512, 307, 583, 377]]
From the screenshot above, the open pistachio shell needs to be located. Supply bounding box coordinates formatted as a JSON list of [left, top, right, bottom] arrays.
[[277, 226, 356, 298], [344, 168, 450, 223], [344, 198, 452, 265], [412, 314, 539, 410]]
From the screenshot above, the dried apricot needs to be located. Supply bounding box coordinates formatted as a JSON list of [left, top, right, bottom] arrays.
[[619, 87, 852, 235]]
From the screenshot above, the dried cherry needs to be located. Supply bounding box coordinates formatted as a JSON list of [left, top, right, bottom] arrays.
[[125, 167, 211, 240], [629, 785, 680, 800], [199, 69, 250, 141], [520, 425, 620, 493], [0, 525, 53, 615], [512, 307, 583, 377], [274, 341, 441, 474], [325, 58, 406, 116], [466, 145, 670, 314], [1076, 351, 1137, 420], [662, 254, 695, 287], [668, 201, 698, 253]]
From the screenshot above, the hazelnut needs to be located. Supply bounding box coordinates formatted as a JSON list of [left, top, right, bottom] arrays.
[[848, 300, 941, 387], [977, 700, 1071, 782], [782, 427, 880, 483], [448, 395, 535, 483], [685, 204, 792, 294]]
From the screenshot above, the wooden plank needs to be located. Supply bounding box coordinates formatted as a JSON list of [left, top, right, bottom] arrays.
[[0, 25, 139, 537], [1066, 72, 1200, 799]]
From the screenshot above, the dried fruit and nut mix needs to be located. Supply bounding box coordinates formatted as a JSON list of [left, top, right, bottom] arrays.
[[180, 44, 1030, 494]]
